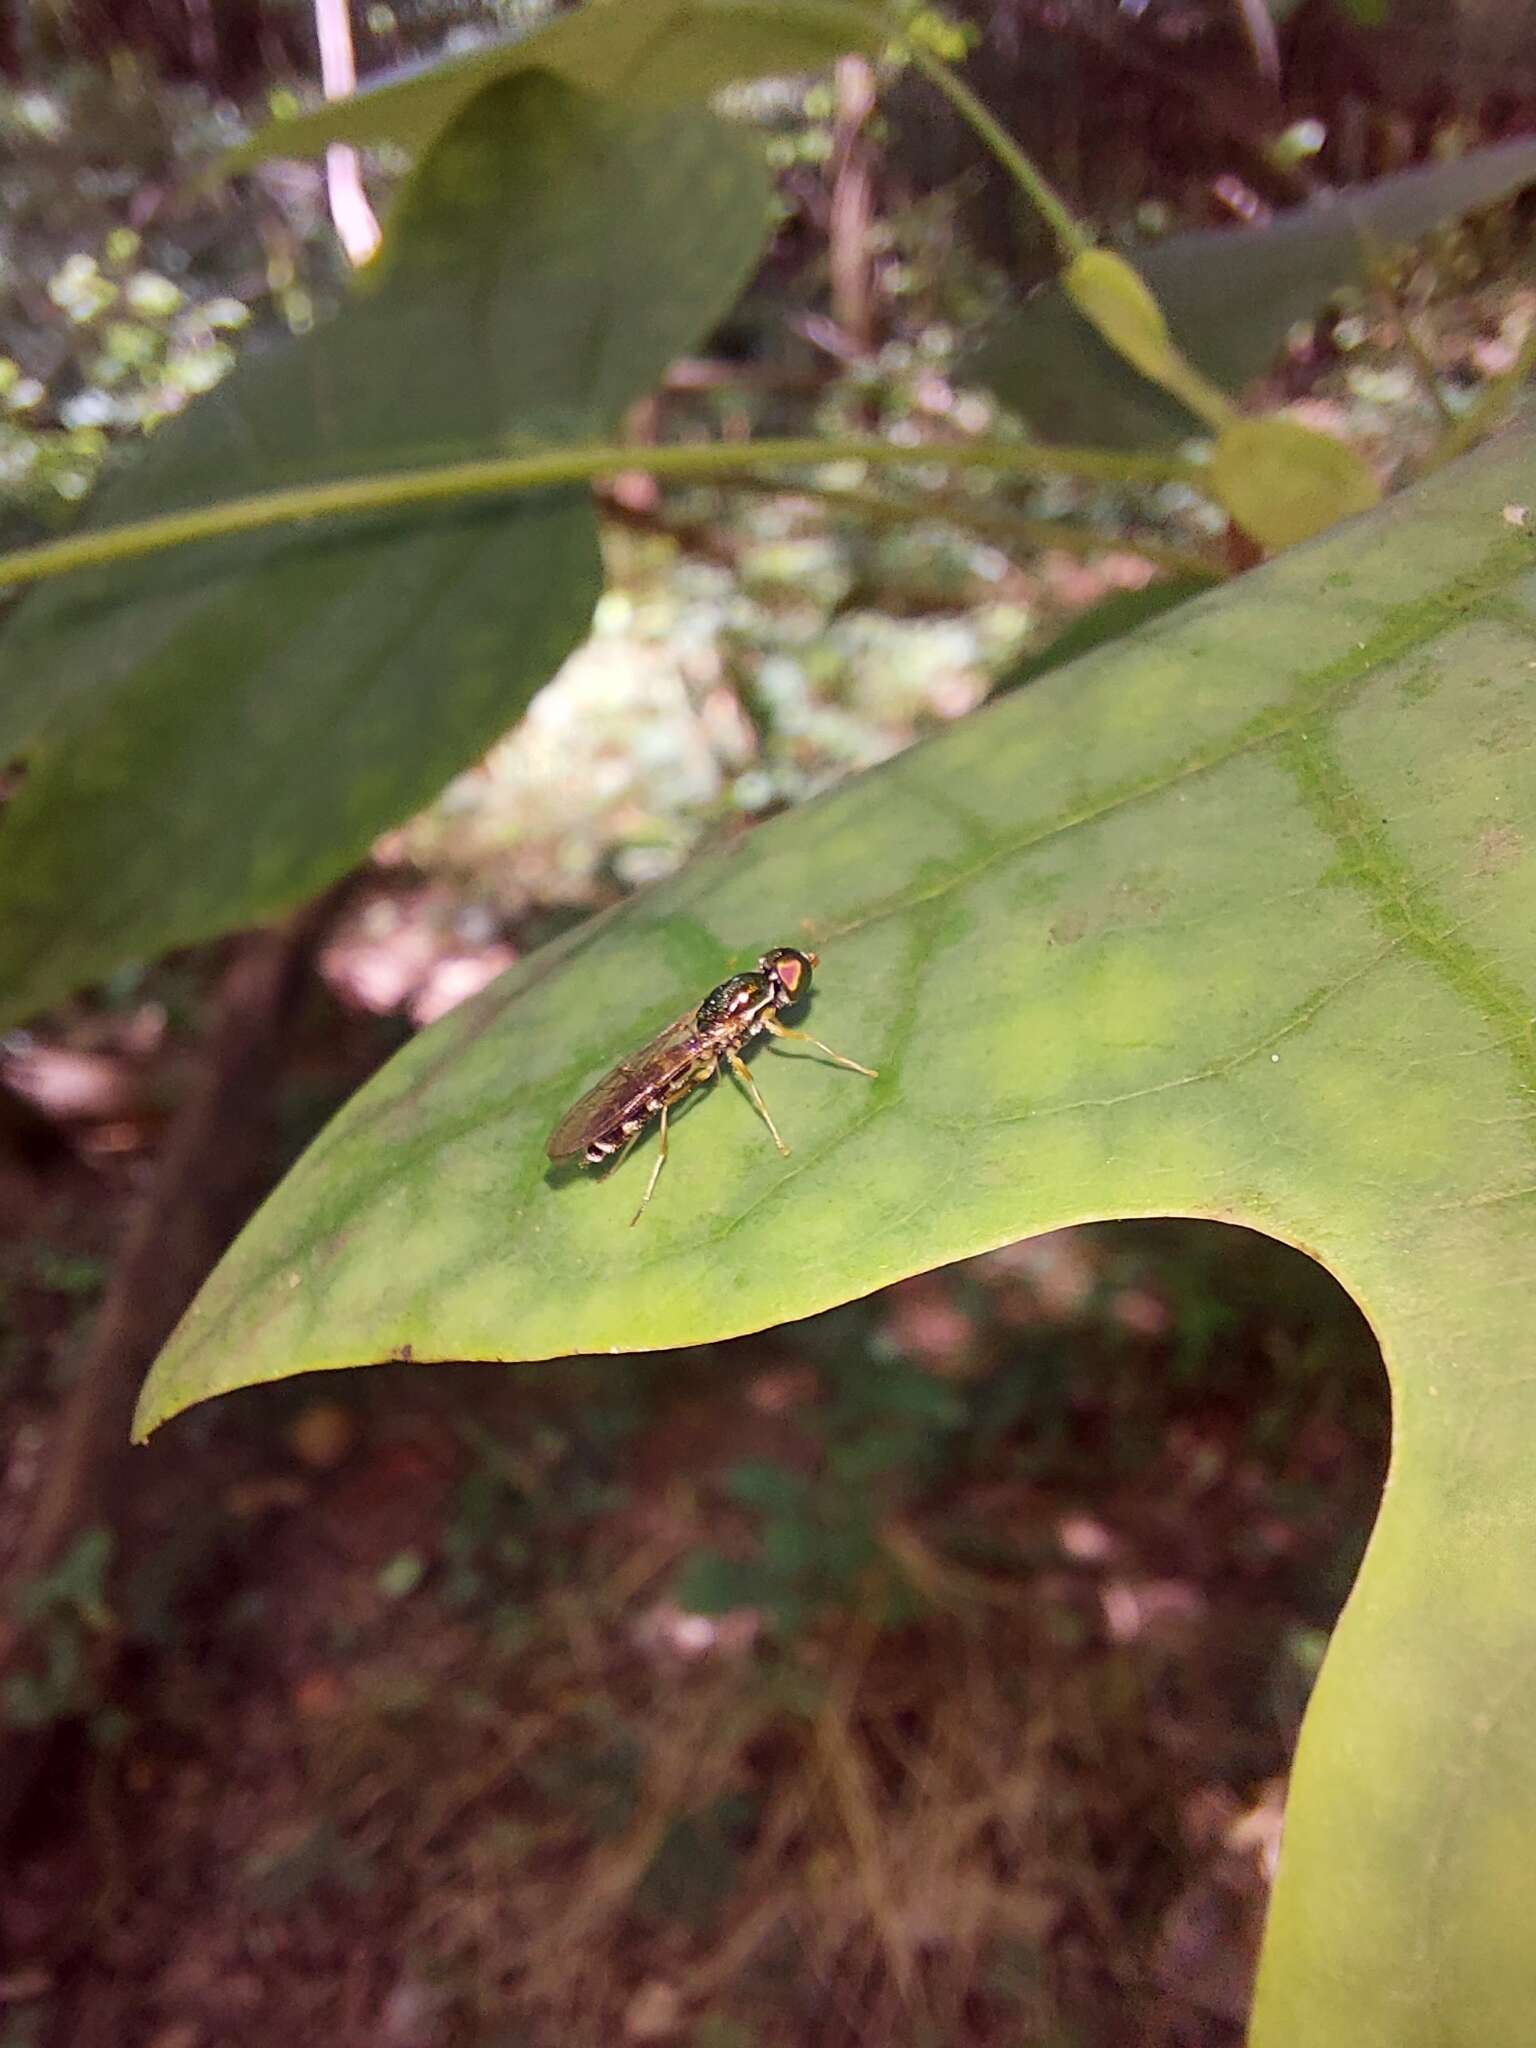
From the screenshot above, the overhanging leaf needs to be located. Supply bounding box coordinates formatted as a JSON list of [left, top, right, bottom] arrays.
[[228, 0, 888, 167], [978, 134, 1536, 447], [0, 75, 772, 1029], [139, 418, 1536, 2043]]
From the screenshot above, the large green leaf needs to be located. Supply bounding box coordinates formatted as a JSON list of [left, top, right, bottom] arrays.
[[977, 135, 1536, 447], [0, 76, 771, 1028], [139, 420, 1536, 2043], [229, 0, 888, 166]]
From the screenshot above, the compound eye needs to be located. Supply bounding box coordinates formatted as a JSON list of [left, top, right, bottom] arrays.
[[762, 947, 812, 1004]]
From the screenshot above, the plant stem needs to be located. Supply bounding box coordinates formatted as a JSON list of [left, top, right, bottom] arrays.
[[0, 435, 1200, 593], [908, 44, 1090, 262]]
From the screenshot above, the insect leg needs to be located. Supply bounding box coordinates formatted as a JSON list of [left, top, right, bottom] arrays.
[[629, 1100, 670, 1228], [725, 1048, 789, 1155], [763, 1017, 878, 1077]]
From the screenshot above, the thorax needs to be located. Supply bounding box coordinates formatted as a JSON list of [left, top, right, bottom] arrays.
[[693, 972, 775, 1054]]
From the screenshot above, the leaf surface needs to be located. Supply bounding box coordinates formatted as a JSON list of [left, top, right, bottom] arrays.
[[0, 76, 771, 1027], [138, 420, 1536, 2045], [228, 0, 887, 165]]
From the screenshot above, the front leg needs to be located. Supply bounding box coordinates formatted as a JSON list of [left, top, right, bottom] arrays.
[[763, 1016, 877, 1077]]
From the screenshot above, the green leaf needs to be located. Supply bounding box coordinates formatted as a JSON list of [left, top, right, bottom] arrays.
[[228, 0, 889, 167], [1208, 416, 1382, 549], [992, 575, 1217, 695], [978, 135, 1536, 447], [0, 76, 771, 1028], [139, 419, 1536, 2042]]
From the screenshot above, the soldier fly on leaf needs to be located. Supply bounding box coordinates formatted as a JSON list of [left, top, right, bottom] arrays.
[[546, 947, 877, 1225]]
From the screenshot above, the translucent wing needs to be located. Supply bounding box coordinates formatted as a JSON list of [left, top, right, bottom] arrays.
[[546, 1007, 703, 1160]]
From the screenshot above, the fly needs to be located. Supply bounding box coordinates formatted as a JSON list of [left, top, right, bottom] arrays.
[[546, 947, 877, 1225]]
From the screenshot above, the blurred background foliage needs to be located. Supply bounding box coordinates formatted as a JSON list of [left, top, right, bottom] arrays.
[[0, 1, 1532, 2043]]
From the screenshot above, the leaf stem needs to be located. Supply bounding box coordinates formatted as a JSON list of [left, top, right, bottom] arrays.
[[0, 435, 1200, 593], [908, 43, 1090, 261]]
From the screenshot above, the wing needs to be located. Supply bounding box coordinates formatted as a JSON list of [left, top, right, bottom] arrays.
[[546, 1007, 702, 1160]]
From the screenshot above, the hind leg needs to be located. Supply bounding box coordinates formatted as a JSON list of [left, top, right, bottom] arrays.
[[629, 1100, 670, 1226]]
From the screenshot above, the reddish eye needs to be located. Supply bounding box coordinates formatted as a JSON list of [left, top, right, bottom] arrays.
[[759, 946, 814, 1006]]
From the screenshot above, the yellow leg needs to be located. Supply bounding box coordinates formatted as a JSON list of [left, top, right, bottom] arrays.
[[726, 1048, 789, 1155], [763, 1016, 878, 1077], [629, 1100, 670, 1227]]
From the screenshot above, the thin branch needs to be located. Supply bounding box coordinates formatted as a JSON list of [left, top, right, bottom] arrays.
[[828, 55, 879, 354], [0, 436, 1203, 594], [1230, 0, 1281, 83], [314, 0, 381, 265]]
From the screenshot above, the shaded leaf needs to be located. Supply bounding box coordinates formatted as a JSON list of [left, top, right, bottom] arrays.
[[1209, 416, 1381, 548], [1062, 248, 1231, 431], [977, 135, 1536, 447], [139, 419, 1536, 2045], [0, 76, 772, 1028], [229, 0, 888, 167]]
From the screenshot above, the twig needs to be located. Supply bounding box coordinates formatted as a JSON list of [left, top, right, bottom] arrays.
[[828, 55, 879, 355], [1230, 0, 1281, 83], [314, 0, 380, 265]]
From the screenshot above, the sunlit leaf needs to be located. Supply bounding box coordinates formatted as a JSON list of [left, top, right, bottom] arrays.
[[228, 0, 888, 166], [0, 76, 771, 1028], [138, 418, 1536, 2044]]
